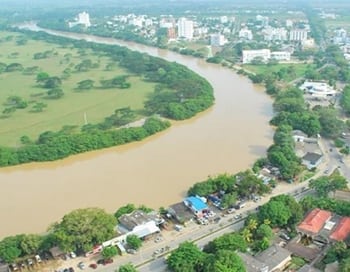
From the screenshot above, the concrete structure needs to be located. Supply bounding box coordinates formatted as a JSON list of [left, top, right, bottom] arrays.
[[302, 152, 323, 170], [256, 245, 292, 272], [300, 81, 337, 98], [177, 17, 194, 40], [0, 264, 9, 272], [210, 34, 227, 46], [270, 51, 291, 61], [330, 217, 350, 242], [239, 28, 253, 40], [238, 252, 268, 272], [69, 11, 91, 28], [286, 19, 293, 28], [263, 27, 288, 41], [242, 49, 271, 64], [302, 39, 316, 50], [289, 29, 308, 41], [292, 130, 308, 142], [118, 210, 164, 233], [168, 202, 195, 223], [183, 196, 208, 217], [297, 209, 332, 236]]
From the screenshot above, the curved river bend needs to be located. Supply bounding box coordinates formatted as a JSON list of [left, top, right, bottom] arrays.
[[0, 25, 273, 238]]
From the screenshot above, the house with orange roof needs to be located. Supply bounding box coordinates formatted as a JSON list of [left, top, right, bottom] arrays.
[[297, 208, 332, 236], [330, 217, 350, 242]]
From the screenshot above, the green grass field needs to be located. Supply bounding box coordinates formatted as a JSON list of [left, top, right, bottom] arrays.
[[0, 31, 155, 146], [242, 63, 311, 81]]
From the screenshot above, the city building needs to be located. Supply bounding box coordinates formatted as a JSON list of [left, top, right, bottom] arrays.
[[286, 19, 293, 28], [256, 15, 269, 26], [239, 28, 253, 40], [297, 209, 333, 237], [270, 51, 291, 61], [301, 39, 316, 50], [289, 29, 308, 41], [183, 196, 208, 217], [177, 17, 194, 40], [333, 28, 347, 44], [302, 152, 323, 170], [69, 11, 91, 28], [242, 49, 271, 64], [330, 217, 350, 242], [299, 81, 337, 98], [263, 27, 288, 41], [210, 34, 227, 46], [255, 245, 292, 272]]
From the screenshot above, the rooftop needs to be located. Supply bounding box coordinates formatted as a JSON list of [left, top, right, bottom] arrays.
[[184, 196, 208, 212], [237, 252, 268, 272], [302, 152, 323, 164], [118, 210, 160, 232], [255, 245, 291, 271], [298, 208, 332, 235], [330, 217, 350, 242]]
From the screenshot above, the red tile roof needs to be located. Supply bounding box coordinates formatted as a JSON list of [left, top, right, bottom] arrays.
[[330, 217, 350, 241], [298, 208, 332, 235]]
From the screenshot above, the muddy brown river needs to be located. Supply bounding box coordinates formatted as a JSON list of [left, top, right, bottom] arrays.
[[0, 25, 273, 238]]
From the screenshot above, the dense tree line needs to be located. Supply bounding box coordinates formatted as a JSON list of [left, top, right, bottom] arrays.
[[187, 171, 271, 200], [300, 196, 350, 217], [0, 117, 170, 166], [16, 29, 214, 120], [167, 241, 246, 272]]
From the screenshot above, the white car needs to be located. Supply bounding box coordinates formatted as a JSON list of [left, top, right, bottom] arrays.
[[35, 254, 42, 263], [70, 251, 77, 258]]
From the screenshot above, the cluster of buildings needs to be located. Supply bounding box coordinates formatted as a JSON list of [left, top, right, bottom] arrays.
[[332, 28, 350, 62], [68, 11, 91, 28], [242, 49, 291, 64]]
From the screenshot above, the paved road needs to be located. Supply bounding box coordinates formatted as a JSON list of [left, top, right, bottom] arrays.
[[52, 139, 339, 272]]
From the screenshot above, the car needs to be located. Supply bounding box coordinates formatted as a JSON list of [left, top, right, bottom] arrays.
[[10, 264, 18, 271], [68, 268, 75, 272], [234, 214, 242, 219], [97, 259, 104, 265], [154, 236, 163, 243], [27, 259, 34, 266], [35, 254, 42, 263], [104, 259, 113, 264], [70, 251, 77, 258], [77, 262, 85, 270], [227, 208, 235, 214], [89, 264, 97, 269], [280, 233, 291, 241], [127, 248, 137, 254]]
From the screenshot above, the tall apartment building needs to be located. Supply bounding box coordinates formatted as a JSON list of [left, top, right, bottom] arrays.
[[289, 29, 308, 41], [177, 18, 194, 40]]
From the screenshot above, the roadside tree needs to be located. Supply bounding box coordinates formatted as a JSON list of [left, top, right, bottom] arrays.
[[126, 235, 142, 250]]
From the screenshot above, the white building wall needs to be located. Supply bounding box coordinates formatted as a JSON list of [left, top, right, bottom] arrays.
[[242, 49, 271, 64], [177, 18, 194, 40]]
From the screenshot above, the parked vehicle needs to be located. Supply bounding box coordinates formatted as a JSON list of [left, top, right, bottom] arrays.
[[68, 268, 75, 272], [10, 264, 18, 271], [77, 262, 85, 270], [89, 264, 97, 269], [70, 251, 77, 258], [127, 248, 137, 254], [35, 254, 42, 263], [27, 259, 33, 266]]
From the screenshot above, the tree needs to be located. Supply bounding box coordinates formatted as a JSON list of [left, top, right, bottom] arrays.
[[259, 200, 291, 227], [101, 246, 118, 260], [77, 79, 94, 90], [310, 176, 348, 197], [47, 88, 64, 99], [53, 208, 116, 252], [126, 235, 142, 250], [32, 102, 47, 112], [44, 76, 62, 89], [203, 250, 246, 272], [118, 263, 137, 272], [114, 204, 136, 219], [204, 233, 247, 253], [0, 236, 22, 263], [167, 242, 205, 272], [20, 234, 42, 255], [36, 72, 50, 83], [340, 257, 350, 272], [255, 224, 273, 240]]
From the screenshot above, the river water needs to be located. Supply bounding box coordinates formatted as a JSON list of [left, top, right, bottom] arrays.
[[0, 24, 273, 238]]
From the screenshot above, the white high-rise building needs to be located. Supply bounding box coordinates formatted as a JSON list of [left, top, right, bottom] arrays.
[[77, 12, 91, 27], [289, 29, 308, 41], [177, 18, 194, 40], [239, 28, 253, 40]]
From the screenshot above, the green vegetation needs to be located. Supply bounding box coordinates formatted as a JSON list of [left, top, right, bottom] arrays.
[[187, 171, 271, 200], [118, 263, 138, 272], [101, 246, 118, 260], [300, 196, 350, 217], [51, 208, 116, 252], [0, 30, 213, 166], [126, 235, 142, 250], [309, 175, 348, 197]]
